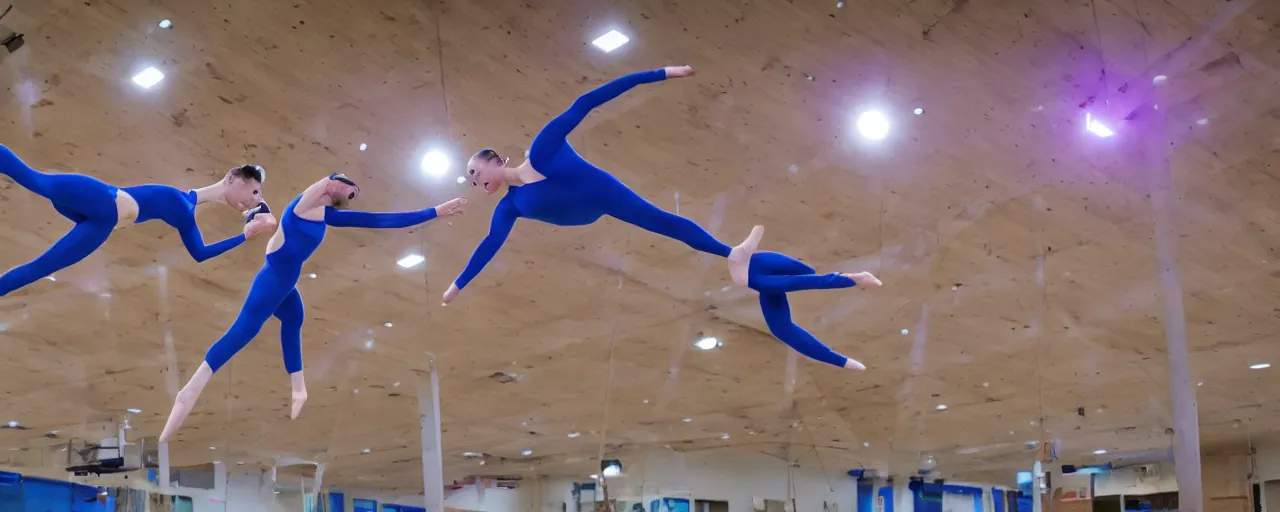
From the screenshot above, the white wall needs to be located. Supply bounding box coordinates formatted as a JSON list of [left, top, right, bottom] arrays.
[[1093, 462, 1178, 496], [444, 486, 527, 511]]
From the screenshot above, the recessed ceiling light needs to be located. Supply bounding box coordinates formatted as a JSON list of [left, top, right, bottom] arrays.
[[1196, 118, 1209, 126], [720, 433, 730, 440], [361, 448, 372, 454], [392, 382, 401, 387], [420, 150, 451, 177], [456, 176, 466, 184], [901, 329, 909, 335], [589, 474, 599, 480], [6, 421, 18, 428], [694, 337, 721, 350], [591, 30, 629, 52], [208, 446, 217, 451], [1250, 363, 1270, 369], [462, 452, 483, 459], [132, 67, 165, 89], [642, 399, 649, 404], [127, 408, 142, 414], [567, 432, 581, 438], [158, 20, 173, 29], [236, 461, 245, 465], [359, 143, 368, 151], [1197, 381, 1204, 387], [1152, 75, 1168, 85], [913, 107, 924, 115], [521, 449, 533, 456], [855, 110, 890, 141], [681, 418, 693, 423], [1093, 449, 1108, 455], [383, 322, 393, 328], [1085, 113, 1115, 138], [397, 254, 426, 268], [308, 273, 317, 279], [602, 465, 621, 477], [863, 442, 871, 447], [936, 404, 948, 411], [363, 340, 374, 350]]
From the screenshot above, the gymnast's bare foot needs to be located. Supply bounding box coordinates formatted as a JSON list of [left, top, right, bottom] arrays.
[[729, 225, 764, 286], [845, 358, 867, 371], [844, 272, 882, 287], [290, 371, 307, 419]]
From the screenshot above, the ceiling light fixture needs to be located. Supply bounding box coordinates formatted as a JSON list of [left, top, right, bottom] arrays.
[[1250, 363, 1271, 370], [132, 67, 165, 89], [591, 30, 629, 52], [855, 110, 890, 141], [420, 150, 451, 177], [694, 337, 721, 350], [158, 20, 173, 29], [397, 254, 426, 268]]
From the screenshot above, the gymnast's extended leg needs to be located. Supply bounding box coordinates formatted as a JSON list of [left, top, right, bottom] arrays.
[[273, 288, 308, 419], [0, 145, 119, 295], [600, 177, 762, 283], [159, 268, 293, 442]]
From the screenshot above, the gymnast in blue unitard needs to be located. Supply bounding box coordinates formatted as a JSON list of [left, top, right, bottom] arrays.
[[0, 144, 277, 295], [748, 251, 881, 370], [442, 66, 763, 304], [158, 173, 466, 442]]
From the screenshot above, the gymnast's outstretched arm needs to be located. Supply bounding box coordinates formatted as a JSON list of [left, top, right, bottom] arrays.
[[446, 196, 520, 300], [178, 226, 246, 263], [323, 198, 466, 228], [529, 67, 681, 164]]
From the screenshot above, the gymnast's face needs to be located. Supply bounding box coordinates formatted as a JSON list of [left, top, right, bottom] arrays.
[[225, 175, 262, 211], [467, 149, 507, 195]]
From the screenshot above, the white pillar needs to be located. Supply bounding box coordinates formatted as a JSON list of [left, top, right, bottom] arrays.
[[420, 356, 445, 511]]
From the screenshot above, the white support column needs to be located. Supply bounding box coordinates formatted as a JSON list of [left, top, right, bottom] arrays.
[[1147, 93, 1202, 512], [420, 356, 445, 511], [159, 442, 171, 489]]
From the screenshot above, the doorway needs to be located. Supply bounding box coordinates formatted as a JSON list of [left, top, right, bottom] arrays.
[[695, 500, 729, 512]]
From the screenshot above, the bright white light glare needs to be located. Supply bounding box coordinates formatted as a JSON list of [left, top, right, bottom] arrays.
[[46, 276, 56, 282], [863, 442, 871, 447], [589, 474, 600, 480], [361, 448, 372, 454], [855, 110, 890, 141], [720, 433, 730, 440], [901, 329, 909, 335], [913, 107, 924, 115], [521, 449, 533, 456], [1093, 449, 1108, 455], [158, 20, 173, 29], [127, 408, 142, 414], [694, 337, 720, 350], [6, 421, 17, 428], [1250, 363, 1271, 369], [208, 446, 217, 451], [591, 30, 630, 52], [132, 67, 165, 89], [420, 151, 451, 177], [359, 143, 368, 151], [383, 322, 393, 328], [397, 254, 426, 268], [308, 273, 317, 279], [568, 432, 581, 438], [1196, 118, 1209, 126], [1085, 113, 1115, 138], [936, 404, 948, 411], [456, 176, 466, 184], [1152, 75, 1168, 85], [681, 418, 693, 423], [602, 465, 621, 477]]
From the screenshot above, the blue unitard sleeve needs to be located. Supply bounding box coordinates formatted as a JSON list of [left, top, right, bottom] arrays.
[[529, 68, 668, 165], [323, 206, 438, 228], [179, 225, 246, 263], [453, 196, 520, 289]]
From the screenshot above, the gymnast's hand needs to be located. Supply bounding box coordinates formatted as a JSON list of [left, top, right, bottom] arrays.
[[844, 271, 882, 287], [435, 198, 467, 217], [664, 66, 695, 79], [243, 203, 278, 239], [442, 283, 460, 305]]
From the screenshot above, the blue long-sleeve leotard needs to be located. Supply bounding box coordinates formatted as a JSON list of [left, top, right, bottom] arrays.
[[202, 193, 439, 374], [748, 251, 858, 369], [0, 144, 248, 295], [452, 69, 733, 290]]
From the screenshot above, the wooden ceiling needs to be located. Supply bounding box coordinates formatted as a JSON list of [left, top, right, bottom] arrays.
[[0, 0, 1277, 492]]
